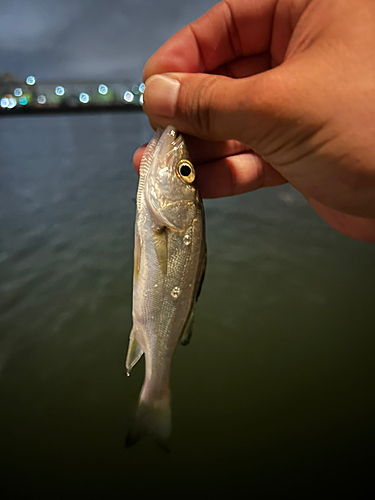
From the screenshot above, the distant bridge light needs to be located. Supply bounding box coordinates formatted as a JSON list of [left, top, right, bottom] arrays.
[[37, 95, 46, 104], [7, 97, 17, 109], [98, 84, 108, 95], [26, 75, 36, 85], [14, 88, 23, 97], [55, 86, 65, 96], [139, 83, 145, 93], [1, 98, 9, 108], [19, 96, 28, 105], [124, 91, 134, 103], [79, 92, 90, 103]]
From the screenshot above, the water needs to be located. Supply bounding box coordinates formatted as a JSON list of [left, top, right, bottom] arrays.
[[0, 113, 374, 497]]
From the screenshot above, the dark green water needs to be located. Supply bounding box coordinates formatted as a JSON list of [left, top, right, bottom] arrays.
[[0, 113, 374, 498]]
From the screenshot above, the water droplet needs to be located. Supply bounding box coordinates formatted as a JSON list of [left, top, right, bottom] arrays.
[[183, 234, 192, 246], [171, 286, 181, 299]]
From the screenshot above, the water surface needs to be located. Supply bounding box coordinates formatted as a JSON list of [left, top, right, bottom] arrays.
[[0, 113, 374, 498]]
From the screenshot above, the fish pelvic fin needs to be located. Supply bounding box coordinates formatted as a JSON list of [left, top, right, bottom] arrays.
[[125, 328, 144, 376], [126, 390, 171, 448]]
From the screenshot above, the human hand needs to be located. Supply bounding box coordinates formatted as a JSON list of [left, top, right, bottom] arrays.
[[134, 0, 375, 242]]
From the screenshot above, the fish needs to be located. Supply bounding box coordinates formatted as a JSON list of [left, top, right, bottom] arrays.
[[125, 126, 206, 447]]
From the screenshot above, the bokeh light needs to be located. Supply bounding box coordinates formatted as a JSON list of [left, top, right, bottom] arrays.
[[124, 91, 134, 103], [26, 76, 36, 85], [2, 78, 144, 111], [98, 84, 108, 95], [79, 92, 90, 103], [7, 97, 17, 109], [55, 86, 65, 96], [1, 98, 9, 108]]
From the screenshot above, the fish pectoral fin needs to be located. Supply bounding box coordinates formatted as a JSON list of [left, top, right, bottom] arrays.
[[180, 310, 194, 346], [125, 328, 144, 375], [196, 246, 207, 301], [180, 243, 206, 347], [153, 227, 168, 275]]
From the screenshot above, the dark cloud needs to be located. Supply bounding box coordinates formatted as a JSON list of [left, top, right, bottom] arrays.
[[0, 0, 218, 81]]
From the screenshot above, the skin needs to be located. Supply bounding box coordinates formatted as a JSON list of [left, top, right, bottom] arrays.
[[134, 0, 375, 242]]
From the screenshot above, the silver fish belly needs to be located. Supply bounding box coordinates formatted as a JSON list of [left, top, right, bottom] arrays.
[[126, 126, 206, 445]]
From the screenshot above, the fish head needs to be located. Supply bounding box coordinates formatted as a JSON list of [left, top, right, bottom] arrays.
[[146, 126, 200, 232]]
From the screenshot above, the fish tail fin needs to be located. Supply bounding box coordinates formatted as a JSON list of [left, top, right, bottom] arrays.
[[126, 388, 171, 449]]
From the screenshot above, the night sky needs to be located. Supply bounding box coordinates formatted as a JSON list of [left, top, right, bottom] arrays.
[[0, 0, 218, 81]]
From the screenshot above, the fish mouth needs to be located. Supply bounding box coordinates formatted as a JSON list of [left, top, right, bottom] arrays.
[[158, 126, 188, 162], [159, 126, 182, 151], [160, 125, 177, 144]]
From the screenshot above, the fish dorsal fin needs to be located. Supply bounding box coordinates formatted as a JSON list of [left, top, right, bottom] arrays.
[[126, 329, 144, 375]]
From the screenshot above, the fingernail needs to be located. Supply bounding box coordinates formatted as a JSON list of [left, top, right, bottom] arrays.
[[144, 75, 180, 117]]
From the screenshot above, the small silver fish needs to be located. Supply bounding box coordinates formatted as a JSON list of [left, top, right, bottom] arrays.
[[126, 126, 206, 446]]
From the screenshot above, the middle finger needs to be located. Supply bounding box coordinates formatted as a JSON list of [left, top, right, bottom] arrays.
[[133, 137, 252, 174]]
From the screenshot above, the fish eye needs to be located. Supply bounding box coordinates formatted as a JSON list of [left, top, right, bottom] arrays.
[[177, 160, 195, 183], [180, 163, 191, 177]]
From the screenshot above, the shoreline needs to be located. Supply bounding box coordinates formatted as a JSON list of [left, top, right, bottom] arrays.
[[0, 103, 143, 117]]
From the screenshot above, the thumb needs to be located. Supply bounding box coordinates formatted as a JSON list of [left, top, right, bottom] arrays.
[[142, 69, 300, 150]]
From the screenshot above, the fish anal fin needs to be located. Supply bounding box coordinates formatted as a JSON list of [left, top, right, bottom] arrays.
[[125, 328, 144, 375]]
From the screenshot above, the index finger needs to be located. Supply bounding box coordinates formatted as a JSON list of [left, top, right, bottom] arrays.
[[143, 0, 277, 80]]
